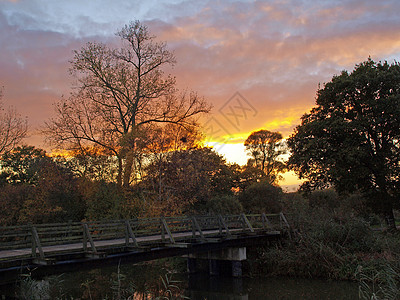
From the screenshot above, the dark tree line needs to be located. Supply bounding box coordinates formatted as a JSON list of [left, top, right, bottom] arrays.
[[0, 145, 284, 225]]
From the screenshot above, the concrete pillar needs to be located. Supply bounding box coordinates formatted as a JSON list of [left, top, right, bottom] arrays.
[[186, 247, 246, 277], [209, 259, 220, 276], [187, 257, 197, 274], [231, 260, 242, 277]]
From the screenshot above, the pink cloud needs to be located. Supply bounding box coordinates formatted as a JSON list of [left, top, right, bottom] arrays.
[[1, 0, 400, 151]]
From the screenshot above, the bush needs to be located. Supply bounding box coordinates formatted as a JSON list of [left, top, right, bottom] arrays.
[[307, 188, 340, 210], [204, 194, 243, 214], [248, 202, 400, 281], [239, 181, 282, 213], [83, 180, 125, 220]]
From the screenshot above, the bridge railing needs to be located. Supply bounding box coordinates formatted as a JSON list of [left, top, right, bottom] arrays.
[[0, 224, 32, 250], [245, 213, 289, 231]]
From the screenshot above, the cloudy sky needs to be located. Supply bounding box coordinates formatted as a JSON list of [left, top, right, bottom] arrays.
[[1, 0, 400, 186]]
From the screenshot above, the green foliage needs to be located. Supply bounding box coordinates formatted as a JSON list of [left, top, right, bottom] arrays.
[[66, 146, 119, 182], [17, 273, 65, 300], [239, 181, 283, 213], [143, 147, 237, 214], [288, 59, 400, 227], [157, 273, 189, 300], [307, 188, 340, 210], [0, 183, 32, 225], [235, 164, 265, 191], [356, 263, 400, 300], [0, 145, 47, 184], [83, 180, 125, 220], [250, 195, 400, 289], [204, 194, 243, 214], [0, 145, 86, 224]]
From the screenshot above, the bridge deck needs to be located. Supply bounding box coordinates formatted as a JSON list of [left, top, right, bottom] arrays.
[[0, 228, 249, 260], [0, 213, 289, 281]]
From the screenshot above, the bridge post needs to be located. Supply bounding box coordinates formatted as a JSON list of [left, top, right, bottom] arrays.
[[231, 261, 242, 277], [191, 216, 205, 240], [31, 226, 44, 260], [187, 257, 197, 274], [209, 259, 220, 276], [83, 223, 97, 254], [160, 218, 165, 242], [125, 220, 138, 247]]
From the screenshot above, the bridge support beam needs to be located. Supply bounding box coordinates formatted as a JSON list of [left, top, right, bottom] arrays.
[[186, 247, 246, 277]]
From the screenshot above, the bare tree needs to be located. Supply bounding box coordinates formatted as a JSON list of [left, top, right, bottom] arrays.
[[44, 21, 210, 186], [0, 88, 27, 156]]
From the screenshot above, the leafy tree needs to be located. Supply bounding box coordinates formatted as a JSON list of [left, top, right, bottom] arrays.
[[143, 147, 236, 214], [83, 180, 124, 220], [0, 145, 85, 223], [234, 163, 265, 191], [0, 88, 27, 156], [44, 21, 210, 187], [238, 181, 283, 213], [65, 146, 119, 182], [0, 145, 47, 184], [141, 123, 203, 201], [307, 188, 340, 210], [0, 183, 32, 225], [288, 59, 400, 229], [204, 194, 243, 214], [244, 129, 287, 184]]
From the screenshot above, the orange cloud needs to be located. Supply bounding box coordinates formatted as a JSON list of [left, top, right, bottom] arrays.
[[1, 0, 400, 155]]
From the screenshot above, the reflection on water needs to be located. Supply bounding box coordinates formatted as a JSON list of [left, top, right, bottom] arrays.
[[188, 274, 358, 300], [0, 258, 359, 299]]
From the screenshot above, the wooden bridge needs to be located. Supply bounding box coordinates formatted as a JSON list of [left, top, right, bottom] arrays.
[[0, 213, 289, 282]]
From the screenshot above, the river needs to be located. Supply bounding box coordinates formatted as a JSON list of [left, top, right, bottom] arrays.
[[1, 257, 359, 299]]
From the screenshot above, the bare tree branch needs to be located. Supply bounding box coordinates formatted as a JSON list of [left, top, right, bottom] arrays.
[[0, 88, 28, 156], [44, 21, 210, 186]]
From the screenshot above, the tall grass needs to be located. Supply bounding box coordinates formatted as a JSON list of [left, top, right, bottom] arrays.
[[249, 193, 400, 289]]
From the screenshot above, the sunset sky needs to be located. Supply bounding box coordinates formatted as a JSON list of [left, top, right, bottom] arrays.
[[1, 0, 400, 187]]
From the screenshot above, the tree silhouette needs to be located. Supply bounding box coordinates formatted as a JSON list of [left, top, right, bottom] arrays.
[[244, 129, 287, 184], [45, 21, 210, 187], [288, 59, 400, 229]]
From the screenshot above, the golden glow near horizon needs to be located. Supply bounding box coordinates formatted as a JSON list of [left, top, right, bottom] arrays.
[[207, 140, 303, 190]]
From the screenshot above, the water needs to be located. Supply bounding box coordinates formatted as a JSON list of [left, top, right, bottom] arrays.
[[0, 258, 359, 299], [187, 275, 358, 300]]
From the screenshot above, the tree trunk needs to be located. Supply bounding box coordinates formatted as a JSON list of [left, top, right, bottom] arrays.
[[384, 205, 396, 231], [123, 149, 134, 187], [375, 179, 396, 231], [117, 156, 123, 187]]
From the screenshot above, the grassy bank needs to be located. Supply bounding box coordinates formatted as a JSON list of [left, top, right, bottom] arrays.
[[246, 193, 400, 299]]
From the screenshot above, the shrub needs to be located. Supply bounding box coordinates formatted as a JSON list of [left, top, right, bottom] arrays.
[[204, 194, 243, 214], [239, 181, 282, 213]]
